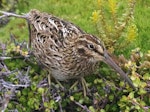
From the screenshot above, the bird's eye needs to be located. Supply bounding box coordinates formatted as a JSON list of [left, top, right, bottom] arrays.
[[88, 44, 94, 49]]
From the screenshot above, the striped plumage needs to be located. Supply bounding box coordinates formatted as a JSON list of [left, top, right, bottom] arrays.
[[27, 10, 104, 81], [0, 9, 134, 89]]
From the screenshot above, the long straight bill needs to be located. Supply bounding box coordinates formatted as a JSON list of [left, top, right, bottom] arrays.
[[104, 52, 136, 90]]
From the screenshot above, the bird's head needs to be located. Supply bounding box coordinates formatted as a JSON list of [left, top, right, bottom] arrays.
[[75, 34, 105, 62], [75, 34, 135, 89]]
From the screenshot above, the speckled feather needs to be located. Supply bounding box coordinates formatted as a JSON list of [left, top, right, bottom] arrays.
[[0, 9, 135, 89], [26, 9, 105, 81]]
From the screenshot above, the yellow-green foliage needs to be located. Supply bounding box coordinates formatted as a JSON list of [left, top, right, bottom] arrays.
[[117, 48, 150, 112], [1, 31, 149, 112], [91, 0, 137, 53]]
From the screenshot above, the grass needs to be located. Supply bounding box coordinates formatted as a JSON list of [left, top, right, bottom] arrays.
[[0, 0, 149, 52], [0, 0, 96, 41], [134, 0, 150, 52]]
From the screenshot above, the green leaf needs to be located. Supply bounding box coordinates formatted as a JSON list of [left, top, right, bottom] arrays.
[[121, 95, 127, 102], [128, 92, 134, 99], [89, 106, 96, 112], [100, 109, 106, 112], [79, 99, 84, 104], [138, 88, 146, 95], [135, 105, 140, 110], [108, 94, 114, 101], [44, 102, 48, 108], [22, 88, 29, 95], [143, 73, 150, 80], [37, 87, 45, 94], [70, 96, 74, 101]]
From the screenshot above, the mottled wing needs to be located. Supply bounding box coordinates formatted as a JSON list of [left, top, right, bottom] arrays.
[[28, 9, 85, 47], [27, 9, 85, 68]]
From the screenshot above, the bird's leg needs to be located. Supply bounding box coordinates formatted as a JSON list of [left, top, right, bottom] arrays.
[[81, 77, 89, 97], [47, 71, 64, 89], [70, 77, 89, 97], [55, 79, 64, 89], [70, 80, 79, 90], [47, 71, 51, 87]]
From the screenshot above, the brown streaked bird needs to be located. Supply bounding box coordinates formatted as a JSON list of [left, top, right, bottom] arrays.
[[0, 10, 135, 95]]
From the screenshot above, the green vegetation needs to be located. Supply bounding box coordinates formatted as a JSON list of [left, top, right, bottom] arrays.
[[0, 0, 150, 112], [0, 0, 149, 51], [134, 0, 150, 52]]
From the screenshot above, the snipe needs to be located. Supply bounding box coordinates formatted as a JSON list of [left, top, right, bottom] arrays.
[[0, 9, 135, 95]]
